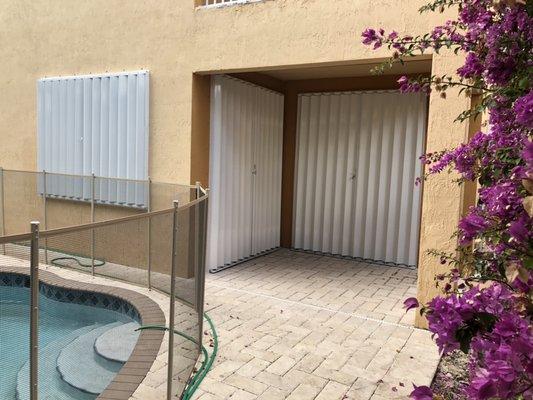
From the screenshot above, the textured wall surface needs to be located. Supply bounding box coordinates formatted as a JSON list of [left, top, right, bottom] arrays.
[[1, 0, 456, 180], [0, 0, 471, 326], [416, 54, 470, 327]]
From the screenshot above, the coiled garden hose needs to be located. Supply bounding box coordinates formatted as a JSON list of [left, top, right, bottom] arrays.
[[137, 312, 218, 400], [17, 242, 106, 268], [51, 256, 106, 268]]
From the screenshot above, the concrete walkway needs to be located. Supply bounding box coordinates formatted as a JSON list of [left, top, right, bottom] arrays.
[[194, 249, 440, 400]]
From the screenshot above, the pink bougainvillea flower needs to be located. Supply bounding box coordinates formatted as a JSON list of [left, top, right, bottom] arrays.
[[410, 385, 433, 400], [363, 1, 533, 398], [403, 297, 419, 312]]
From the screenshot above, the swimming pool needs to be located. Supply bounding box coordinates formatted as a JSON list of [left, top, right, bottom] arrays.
[[0, 274, 140, 400]]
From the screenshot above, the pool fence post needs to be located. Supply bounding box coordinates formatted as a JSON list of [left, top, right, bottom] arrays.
[[193, 181, 205, 353], [42, 171, 48, 264], [0, 167, 5, 255], [167, 200, 179, 400], [147, 177, 152, 290], [91, 173, 95, 277], [30, 221, 40, 400], [195, 181, 201, 200], [201, 191, 208, 346]]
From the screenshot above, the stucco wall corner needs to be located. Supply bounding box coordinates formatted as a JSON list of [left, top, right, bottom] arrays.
[[415, 51, 470, 328]]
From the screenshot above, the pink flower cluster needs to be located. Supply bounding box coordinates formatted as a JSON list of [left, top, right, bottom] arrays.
[[363, 1, 532, 399], [426, 285, 532, 399]]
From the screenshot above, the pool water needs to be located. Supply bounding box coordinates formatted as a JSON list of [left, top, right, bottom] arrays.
[[0, 285, 136, 400]]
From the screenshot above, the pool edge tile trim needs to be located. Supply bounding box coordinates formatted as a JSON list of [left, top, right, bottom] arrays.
[[0, 271, 142, 322], [0, 265, 165, 400]]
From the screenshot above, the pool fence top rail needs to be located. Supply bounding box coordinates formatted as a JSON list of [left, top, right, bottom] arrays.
[[0, 168, 208, 242], [0, 169, 210, 400], [1, 167, 198, 188], [0, 196, 209, 243]]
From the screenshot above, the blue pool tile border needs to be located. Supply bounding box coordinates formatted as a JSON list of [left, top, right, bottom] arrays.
[[0, 266, 166, 400], [0, 271, 141, 323]]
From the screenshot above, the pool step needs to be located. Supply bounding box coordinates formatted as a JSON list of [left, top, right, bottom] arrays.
[[57, 322, 123, 395], [16, 325, 99, 400], [94, 321, 141, 363]]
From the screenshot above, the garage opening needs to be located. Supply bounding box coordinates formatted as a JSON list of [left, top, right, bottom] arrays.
[[292, 91, 427, 267], [206, 75, 284, 272], [194, 57, 431, 272]]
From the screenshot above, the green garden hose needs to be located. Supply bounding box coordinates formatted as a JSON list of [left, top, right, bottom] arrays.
[[137, 312, 218, 400], [183, 313, 218, 400], [51, 256, 106, 268], [17, 242, 106, 268]]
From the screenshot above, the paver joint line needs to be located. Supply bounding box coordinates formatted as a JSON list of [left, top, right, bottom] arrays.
[[202, 249, 439, 400], [208, 281, 418, 331]]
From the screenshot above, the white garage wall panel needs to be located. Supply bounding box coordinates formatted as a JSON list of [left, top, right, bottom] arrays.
[[207, 75, 284, 271], [293, 91, 427, 267], [37, 71, 149, 208]]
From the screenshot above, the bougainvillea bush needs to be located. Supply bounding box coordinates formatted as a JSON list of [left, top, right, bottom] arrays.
[[363, 1, 532, 399]]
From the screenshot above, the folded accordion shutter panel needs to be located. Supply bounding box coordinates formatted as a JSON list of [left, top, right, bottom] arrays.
[[293, 91, 427, 267], [37, 71, 149, 208], [207, 75, 284, 271], [251, 82, 284, 257]]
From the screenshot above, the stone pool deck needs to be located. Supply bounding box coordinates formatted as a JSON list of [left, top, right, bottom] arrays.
[[193, 249, 440, 400], [1, 249, 441, 399]]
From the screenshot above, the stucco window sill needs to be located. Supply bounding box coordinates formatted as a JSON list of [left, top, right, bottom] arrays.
[[196, 0, 266, 10]]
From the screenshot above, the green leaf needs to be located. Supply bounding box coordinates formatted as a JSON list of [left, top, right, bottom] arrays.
[[518, 77, 529, 90], [454, 312, 498, 354], [455, 325, 474, 353]]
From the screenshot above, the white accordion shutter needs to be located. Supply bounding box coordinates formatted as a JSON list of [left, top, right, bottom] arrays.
[[251, 86, 284, 256], [37, 71, 149, 208], [207, 75, 284, 271], [293, 91, 427, 267]]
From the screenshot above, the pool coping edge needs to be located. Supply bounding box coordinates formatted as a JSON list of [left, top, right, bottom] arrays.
[[0, 265, 165, 400]]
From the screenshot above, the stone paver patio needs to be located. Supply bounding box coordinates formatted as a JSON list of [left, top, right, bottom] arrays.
[[1, 247, 441, 400], [194, 249, 440, 400]]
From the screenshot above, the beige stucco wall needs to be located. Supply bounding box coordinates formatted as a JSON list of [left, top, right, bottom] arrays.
[[0, 0, 472, 326], [1, 0, 462, 179], [416, 55, 470, 326]]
